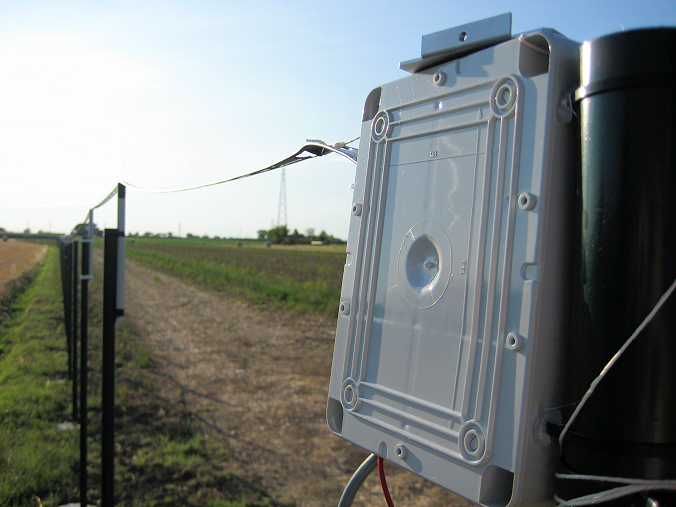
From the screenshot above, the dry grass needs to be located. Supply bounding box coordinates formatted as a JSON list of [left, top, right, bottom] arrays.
[[0, 240, 48, 298]]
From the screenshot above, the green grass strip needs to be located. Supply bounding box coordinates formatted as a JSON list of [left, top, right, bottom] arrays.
[[0, 247, 78, 506], [126, 242, 345, 315]]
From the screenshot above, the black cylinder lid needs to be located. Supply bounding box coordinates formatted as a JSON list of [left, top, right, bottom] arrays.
[[576, 27, 676, 100]]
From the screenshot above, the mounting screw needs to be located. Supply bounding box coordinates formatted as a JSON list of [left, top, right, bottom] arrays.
[[518, 192, 537, 211], [463, 429, 484, 457], [467, 433, 479, 452], [339, 302, 350, 315], [433, 72, 447, 86], [352, 203, 362, 216], [395, 444, 408, 460], [506, 332, 522, 351]]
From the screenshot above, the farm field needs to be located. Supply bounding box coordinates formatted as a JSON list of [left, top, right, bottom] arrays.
[[125, 237, 347, 315], [0, 239, 48, 303], [120, 247, 472, 507], [1, 237, 471, 506]]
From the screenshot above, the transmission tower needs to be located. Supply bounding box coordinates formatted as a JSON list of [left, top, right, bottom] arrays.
[[277, 167, 287, 227]]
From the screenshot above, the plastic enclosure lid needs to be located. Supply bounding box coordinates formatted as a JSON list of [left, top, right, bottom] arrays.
[[327, 18, 580, 507]]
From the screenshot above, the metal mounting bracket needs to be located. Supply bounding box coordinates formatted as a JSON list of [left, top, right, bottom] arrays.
[[400, 13, 512, 73]]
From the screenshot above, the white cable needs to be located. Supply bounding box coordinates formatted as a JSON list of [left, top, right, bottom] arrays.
[[91, 185, 120, 210], [332, 136, 360, 149], [559, 275, 676, 449], [557, 473, 676, 486], [72, 185, 120, 237], [555, 277, 676, 506], [554, 473, 676, 506]]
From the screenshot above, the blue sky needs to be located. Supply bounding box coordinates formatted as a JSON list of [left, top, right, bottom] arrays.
[[1, 0, 674, 238]]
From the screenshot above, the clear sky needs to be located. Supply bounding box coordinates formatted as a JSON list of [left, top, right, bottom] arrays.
[[2, 0, 674, 239]]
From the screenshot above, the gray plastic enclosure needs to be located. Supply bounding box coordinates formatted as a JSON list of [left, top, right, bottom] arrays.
[[328, 24, 579, 507]]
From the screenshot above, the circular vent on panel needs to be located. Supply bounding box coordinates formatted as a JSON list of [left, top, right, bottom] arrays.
[[398, 221, 452, 309]]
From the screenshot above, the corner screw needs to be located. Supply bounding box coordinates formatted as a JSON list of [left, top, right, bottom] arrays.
[[433, 72, 447, 86]]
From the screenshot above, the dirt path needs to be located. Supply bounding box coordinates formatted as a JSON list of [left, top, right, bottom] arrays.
[[123, 259, 468, 507]]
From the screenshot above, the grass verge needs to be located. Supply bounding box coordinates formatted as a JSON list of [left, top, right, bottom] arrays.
[[0, 247, 78, 506], [126, 239, 345, 315], [0, 263, 43, 323], [1, 245, 284, 506]]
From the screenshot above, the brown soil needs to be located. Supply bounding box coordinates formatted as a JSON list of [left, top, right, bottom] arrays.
[[123, 259, 472, 507], [0, 239, 48, 293]]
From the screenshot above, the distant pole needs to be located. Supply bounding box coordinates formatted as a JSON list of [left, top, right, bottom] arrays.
[[80, 212, 93, 507], [72, 240, 78, 421], [60, 239, 73, 381]]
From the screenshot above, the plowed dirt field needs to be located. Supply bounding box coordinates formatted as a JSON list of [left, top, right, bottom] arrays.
[[123, 258, 471, 507], [0, 239, 47, 297]]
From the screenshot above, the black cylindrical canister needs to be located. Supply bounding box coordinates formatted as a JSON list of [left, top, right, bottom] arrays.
[[560, 27, 676, 505]]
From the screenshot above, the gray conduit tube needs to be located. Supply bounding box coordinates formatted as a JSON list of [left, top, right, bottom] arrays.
[[338, 453, 378, 507]]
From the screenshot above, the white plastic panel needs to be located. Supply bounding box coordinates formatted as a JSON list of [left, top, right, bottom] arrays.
[[328, 28, 580, 507]]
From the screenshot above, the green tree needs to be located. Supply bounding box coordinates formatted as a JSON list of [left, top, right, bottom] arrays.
[[290, 229, 302, 244], [266, 225, 289, 244]]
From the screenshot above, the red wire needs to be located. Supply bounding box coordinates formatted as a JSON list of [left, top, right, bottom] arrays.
[[377, 457, 396, 507]]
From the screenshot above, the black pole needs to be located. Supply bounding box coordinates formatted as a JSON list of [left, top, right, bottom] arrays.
[[80, 236, 91, 507], [102, 229, 122, 507], [560, 28, 676, 505], [72, 240, 78, 422], [101, 186, 125, 507], [61, 239, 73, 381]]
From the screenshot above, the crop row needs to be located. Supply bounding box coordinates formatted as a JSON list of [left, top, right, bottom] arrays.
[[125, 240, 347, 315]]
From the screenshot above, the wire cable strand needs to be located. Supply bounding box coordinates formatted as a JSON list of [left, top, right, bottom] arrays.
[[121, 139, 358, 194], [70, 185, 120, 237], [554, 476, 676, 507], [377, 457, 395, 507], [559, 275, 676, 449], [92, 185, 120, 210], [68, 137, 359, 236]]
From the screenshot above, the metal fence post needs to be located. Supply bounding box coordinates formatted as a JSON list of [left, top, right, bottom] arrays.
[[80, 213, 93, 507], [72, 239, 78, 422], [60, 238, 73, 381], [101, 228, 123, 507]]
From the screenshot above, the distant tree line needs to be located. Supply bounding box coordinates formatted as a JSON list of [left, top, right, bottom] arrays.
[[78, 227, 343, 244], [257, 226, 342, 245]]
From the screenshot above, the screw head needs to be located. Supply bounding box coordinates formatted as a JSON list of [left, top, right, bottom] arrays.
[[395, 444, 408, 460], [506, 332, 522, 351], [518, 192, 537, 211]]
